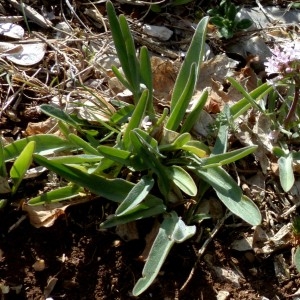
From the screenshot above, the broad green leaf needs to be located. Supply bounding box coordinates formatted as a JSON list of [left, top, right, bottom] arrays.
[[10, 141, 36, 194], [168, 165, 197, 196], [201, 145, 258, 168], [68, 133, 100, 155], [171, 16, 209, 110], [132, 211, 196, 296], [295, 246, 300, 273], [28, 185, 85, 206], [101, 197, 165, 228], [116, 174, 155, 216], [98, 146, 131, 165], [194, 166, 261, 225], [4, 134, 76, 162], [278, 154, 294, 192]]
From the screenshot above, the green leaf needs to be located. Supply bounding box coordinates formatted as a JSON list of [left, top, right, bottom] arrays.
[[295, 246, 300, 273], [68, 133, 100, 155], [33, 154, 133, 203], [116, 174, 155, 216], [100, 197, 166, 228], [28, 185, 85, 206], [123, 89, 149, 149], [236, 19, 252, 30], [45, 154, 103, 164], [180, 89, 208, 133], [140, 46, 155, 116], [110, 103, 135, 124], [130, 130, 171, 198], [273, 146, 287, 158], [194, 167, 261, 225], [39, 104, 79, 128], [4, 134, 76, 162], [168, 165, 197, 196], [171, 16, 209, 111], [167, 63, 197, 131], [202, 145, 258, 168], [10, 141, 36, 194], [132, 211, 196, 296], [278, 154, 294, 192], [230, 83, 272, 119], [98, 146, 131, 164]]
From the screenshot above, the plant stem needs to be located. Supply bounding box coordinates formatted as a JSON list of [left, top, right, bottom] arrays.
[[284, 85, 299, 127]]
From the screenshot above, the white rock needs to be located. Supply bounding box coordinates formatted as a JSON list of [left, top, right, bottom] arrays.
[[143, 24, 173, 41]]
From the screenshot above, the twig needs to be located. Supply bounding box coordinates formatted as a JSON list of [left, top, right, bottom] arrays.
[[180, 211, 231, 291]]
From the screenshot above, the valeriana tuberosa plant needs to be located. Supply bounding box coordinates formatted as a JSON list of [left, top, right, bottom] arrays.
[[264, 41, 300, 126]]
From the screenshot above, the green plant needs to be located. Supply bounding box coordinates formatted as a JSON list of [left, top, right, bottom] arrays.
[[208, 0, 252, 39], [1, 1, 269, 295]]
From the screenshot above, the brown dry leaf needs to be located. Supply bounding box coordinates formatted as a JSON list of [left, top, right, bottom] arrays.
[[194, 54, 258, 113], [25, 117, 58, 135], [151, 56, 179, 105], [22, 202, 69, 228], [116, 222, 139, 241]]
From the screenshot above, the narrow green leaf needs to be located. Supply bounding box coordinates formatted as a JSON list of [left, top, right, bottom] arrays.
[[39, 104, 79, 128], [98, 146, 131, 165], [278, 154, 294, 192], [106, 2, 131, 84], [171, 16, 209, 110], [28, 185, 84, 206], [116, 174, 155, 216], [123, 90, 148, 149], [181, 90, 208, 133], [110, 103, 135, 124], [4, 134, 76, 162], [202, 145, 258, 168], [140, 46, 155, 115], [45, 154, 103, 164], [230, 82, 273, 120], [100, 198, 166, 228], [33, 154, 133, 203], [132, 211, 196, 296], [166, 63, 197, 131], [10, 141, 36, 194], [68, 133, 100, 155]]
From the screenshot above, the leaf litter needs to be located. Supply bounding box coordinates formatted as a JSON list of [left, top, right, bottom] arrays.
[[0, 0, 300, 299]]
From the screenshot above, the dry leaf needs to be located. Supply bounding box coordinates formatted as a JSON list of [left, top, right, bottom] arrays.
[[23, 202, 69, 228], [6, 43, 46, 66], [0, 23, 24, 39]]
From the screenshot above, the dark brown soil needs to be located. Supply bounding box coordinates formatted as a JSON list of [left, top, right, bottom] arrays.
[[1, 198, 299, 300]]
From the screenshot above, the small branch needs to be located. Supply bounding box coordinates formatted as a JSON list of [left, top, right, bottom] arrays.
[[180, 212, 231, 291], [284, 85, 299, 126]]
